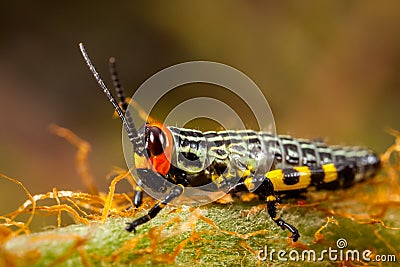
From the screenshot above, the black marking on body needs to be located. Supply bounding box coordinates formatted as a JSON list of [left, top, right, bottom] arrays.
[[269, 140, 283, 162], [284, 144, 300, 165], [282, 169, 300, 185], [310, 166, 325, 186]]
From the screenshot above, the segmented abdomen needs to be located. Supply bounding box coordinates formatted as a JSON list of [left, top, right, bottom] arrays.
[[167, 127, 380, 188]]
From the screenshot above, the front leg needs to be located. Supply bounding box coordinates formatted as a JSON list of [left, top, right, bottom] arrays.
[[126, 184, 184, 233], [132, 181, 144, 208]]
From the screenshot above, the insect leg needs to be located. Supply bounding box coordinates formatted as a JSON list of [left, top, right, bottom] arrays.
[[132, 185, 144, 208], [244, 174, 300, 242], [126, 184, 184, 233]]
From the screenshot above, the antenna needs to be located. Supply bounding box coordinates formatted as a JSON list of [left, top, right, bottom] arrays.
[[109, 57, 129, 112], [78, 43, 139, 145]]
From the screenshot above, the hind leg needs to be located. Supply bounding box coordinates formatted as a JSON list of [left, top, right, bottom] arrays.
[[243, 173, 300, 242]]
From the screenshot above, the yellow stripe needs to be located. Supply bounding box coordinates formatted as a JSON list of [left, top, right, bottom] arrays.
[[267, 167, 311, 191], [244, 177, 255, 191], [322, 163, 338, 183], [135, 186, 142, 191], [178, 184, 185, 193], [294, 166, 311, 180], [266, 170, 284, 190], [266, 195, 276, 202]]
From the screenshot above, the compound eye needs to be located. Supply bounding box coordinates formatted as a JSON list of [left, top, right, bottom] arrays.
[[145, 126, 165, 156]]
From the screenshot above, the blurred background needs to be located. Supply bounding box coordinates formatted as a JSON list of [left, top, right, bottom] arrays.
[[1, 1, 399, 221]]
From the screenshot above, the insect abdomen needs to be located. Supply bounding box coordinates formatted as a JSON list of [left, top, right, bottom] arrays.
[[263, 134, 380, 189], [166, 127, 380, 189]]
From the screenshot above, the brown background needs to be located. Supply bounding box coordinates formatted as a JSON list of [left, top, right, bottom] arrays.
[[1, 1, 399, 218]]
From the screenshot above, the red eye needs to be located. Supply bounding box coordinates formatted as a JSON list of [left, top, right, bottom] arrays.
[[145, 126, 165, 156]]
